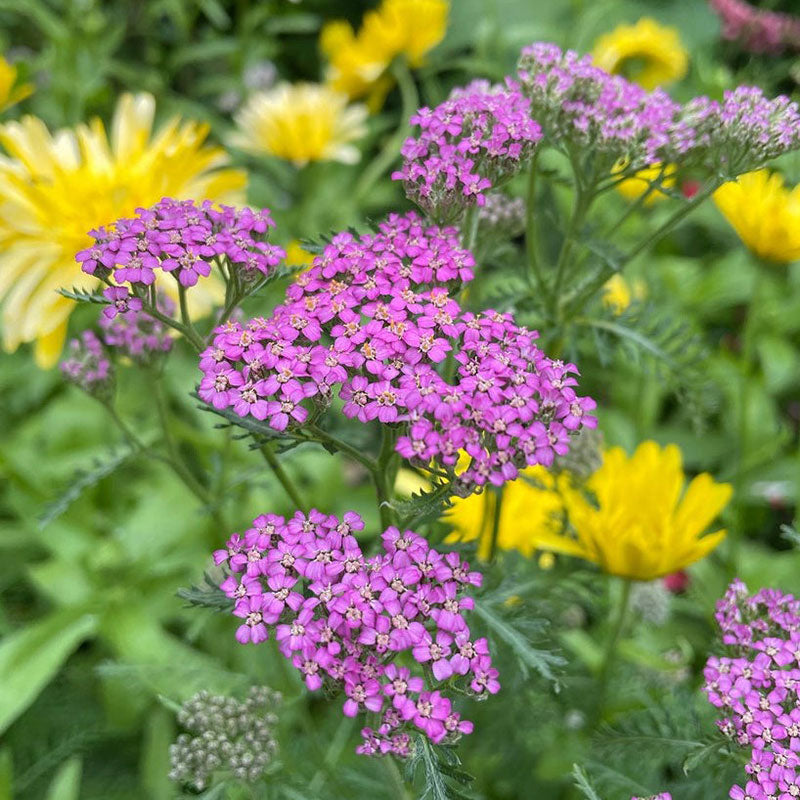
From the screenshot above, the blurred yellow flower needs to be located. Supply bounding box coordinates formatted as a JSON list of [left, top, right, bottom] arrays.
[[615, 162, 676, 205], [321, 0, 448, 109], [230, 83, 367, 167], [532, 442, 732, 581], [602, 274, 646, 314], [445, 467, 566, 560], [592, 18, 688, 89], [0, 56, 33, 112], [713, 170, 800, 263], [284, 240, 315, 269], [0, 93, 245, 367]]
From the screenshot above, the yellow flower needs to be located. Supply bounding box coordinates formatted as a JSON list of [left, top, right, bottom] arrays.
[[284, 240, 315, 269], [321, 0, 448, 110], [602, 274, 646, 314], [230, 83, 367, 167], [532, 442, 732, 580], [592, 18, 688, 89], [615, 162, 676, 205], [0, 56, 33, 112], [713, 170, 800, 264], [0, 93, 245, 367], [445, 467, 566, 560]]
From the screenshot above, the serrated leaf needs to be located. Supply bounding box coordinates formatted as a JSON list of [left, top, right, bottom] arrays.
[[396, 482, 454, 528], [177, 573, 234, 612], [572, 765, 602, 800], [57, 287, 109, 305], [473, 602, 564, 685], [39, 445, 137, 528]]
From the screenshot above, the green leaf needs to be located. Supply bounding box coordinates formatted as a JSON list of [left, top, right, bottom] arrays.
[[177, 573, 234, 612], [473, 603, 565, 685], [572, 765, 602, 800], [39, 445, 137, 529], [0, 610, 97, 733], [140, 707, 174, 800], [56, 287, 109, 305], [45, 758, 82, 800]]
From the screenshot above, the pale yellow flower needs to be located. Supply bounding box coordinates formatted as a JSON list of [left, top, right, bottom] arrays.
[[714, 170, 800, 263], [230, 83, 367, 167], [0, 56, 33, 112], [602, 274, 646, 315], [531, 442, 732, 581], [0, 93, 245, 367], [445, 467, 566, 560], [592, 18, 689, 89], [321, 0, 449, 110]]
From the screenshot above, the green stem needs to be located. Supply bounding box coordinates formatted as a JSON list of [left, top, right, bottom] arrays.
[[177, 285, 204, 350], [486, 486, 504, 563], [138, 297, 205, 352], [375, 427, 400, 529], [259, 444, 307, 510], [604, 167, 665, 239], [596, 578, 632, 714], [524, 152, 551, 305], [461, 205, 479, 251], [305, 424, 378, 473], [354, 60, 419, 203]]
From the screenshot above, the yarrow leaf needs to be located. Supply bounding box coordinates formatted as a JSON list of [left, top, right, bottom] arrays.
[[57, 286, 110, 305]]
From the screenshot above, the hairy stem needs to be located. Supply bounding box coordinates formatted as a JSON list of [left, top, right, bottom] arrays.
[[524, 151, 551, 305]]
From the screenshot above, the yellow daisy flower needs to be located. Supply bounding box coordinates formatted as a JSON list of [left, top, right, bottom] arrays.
[[445, 466, 566, 560], [284, 240, 315, 269], [321, 0, 449, 110], [0, 93, 245, 367], [615, 162, 676, 205], [230, 83, 367, 167], [0, 55, 33, 112], [532, 442, 732, 581], [592, 18, 689, 89], [713, 169, 800, 263], [602, 274, 646, 315]]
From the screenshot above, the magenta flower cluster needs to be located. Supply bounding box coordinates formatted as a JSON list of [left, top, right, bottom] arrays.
[[710, 0, 800, 54], [213, 509, 498, 755], [60, 330, 113, 398], [76, 198, 284, 289], [704, 580, 800, 800], [392, 80, 543, 222], [197, 212, 595, 493], [517, 42, 800, 177], [98, 288, 173, 364]]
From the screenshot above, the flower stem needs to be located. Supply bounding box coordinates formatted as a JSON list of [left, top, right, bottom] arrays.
[[258, 444, 306, 511], [305, 423, 378, 473], [485, 486, 504, 563], [381, 755, 412, 800], [354, 60, 419, 204], [596, 577, 632, 717], [375, 427, 400, 529], [524, 151, 550, 305]]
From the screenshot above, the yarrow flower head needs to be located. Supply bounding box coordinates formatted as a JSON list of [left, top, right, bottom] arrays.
[[710, 0, 800, 54], [517, 42, 800, 178], [214, 509, 495, 755], [168, 686, 280, 791], [98, 292, 174, 364], [60, 330, 113, 399], [77, 198, 284, 290], [393, 80, 542, 223], [198, 211, 595, 495], [704, 581, 800, 800]]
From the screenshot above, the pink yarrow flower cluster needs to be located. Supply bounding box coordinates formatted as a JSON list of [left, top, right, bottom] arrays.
[[98, 289, 173, 364], [76, 198, 285, 289], [197, 212, 596, 494], [392, 80, 542, 223], [710, 0, 800, 54], [704, 580, 800, 800], [213, 510, 498, 755], [60, 330, 113, 398], [517, 42, 800, 177]]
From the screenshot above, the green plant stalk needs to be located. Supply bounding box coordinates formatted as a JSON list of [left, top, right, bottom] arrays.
[[305, 423, 378, 473], [524, 151, 551, 304], [461, 205, 479, 251], [596, 577, 632, 716], [354, 59, 419, 203], [375, 427, 400, 529], [381, 755, 412, 800], [177, 285, 204, 350], [258, 444, 307, 511], [485, 486, 504, 563]]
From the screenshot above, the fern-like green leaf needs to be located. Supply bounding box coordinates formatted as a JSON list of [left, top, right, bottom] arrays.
[[57, 287, 109, 305], [38, 446, 137, 528], [177, 573, 233, 612], [572, 765, 603, 800]]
